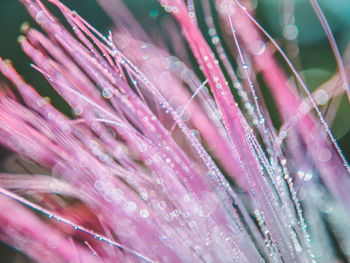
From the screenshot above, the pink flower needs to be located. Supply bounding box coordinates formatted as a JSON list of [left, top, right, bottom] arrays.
[[0, 0, 349, 262]]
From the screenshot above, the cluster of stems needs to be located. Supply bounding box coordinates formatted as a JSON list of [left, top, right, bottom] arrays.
[[0, 0, 349, 262]]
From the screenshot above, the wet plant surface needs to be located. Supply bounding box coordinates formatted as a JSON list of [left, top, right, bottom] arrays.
[[0, 0, 350, 262]]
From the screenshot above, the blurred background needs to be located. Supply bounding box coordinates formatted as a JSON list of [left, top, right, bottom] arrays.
[[0, 0, 349, 261]]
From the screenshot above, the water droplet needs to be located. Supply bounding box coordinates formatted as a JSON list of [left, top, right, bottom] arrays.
[[250, 40, 266, 56], [315, 89, 328, 105], [35, 10, 45, 24], [318, 148, 332, 162], [211, 36, 219, 44], [283, 24, 299, 40], [183, 212, 190, 219], [140, 209, 149, 218], [102, 87, 113, 99], [183, 194, 190, 202], [127, 202, 137, 212], [208, 28, 216, 36], [140, 191, 148, 201], [73, 106, 83, 115], [189, 221, 196, 228], [164, 5, 172, 12], [297, 170, 313, 181], [172, 209, 180, 217]]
